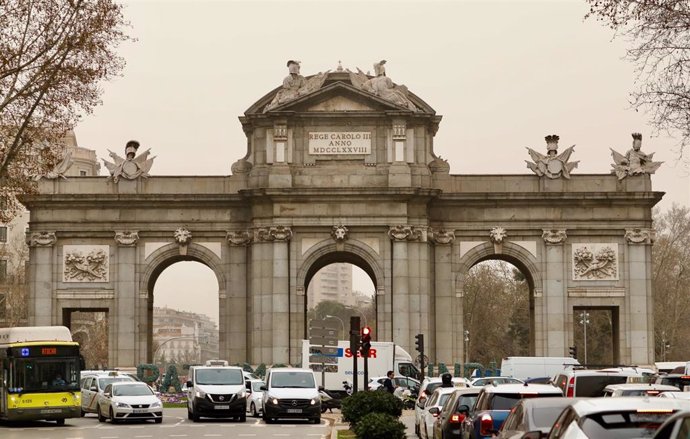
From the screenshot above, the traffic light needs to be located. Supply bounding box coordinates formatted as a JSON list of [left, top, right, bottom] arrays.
[[569, 345, 577, 358], [415, 333, 424, 355], [360, 326, 372, 356]]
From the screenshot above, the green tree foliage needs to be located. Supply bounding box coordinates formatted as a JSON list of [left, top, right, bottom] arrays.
[[652, 204, 690, 360], [353, 412, 406, 439], [136, 364, 160, 384], [585, 0, 690, 163], [0, 0, 133, 222], [162, 363, 181, 393], [341, 390, 402, 428], [254, 363, 266, 379], [307, 299, 376, 338]]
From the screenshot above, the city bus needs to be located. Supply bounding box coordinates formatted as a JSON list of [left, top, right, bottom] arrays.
[[0, 326, 83, 424]]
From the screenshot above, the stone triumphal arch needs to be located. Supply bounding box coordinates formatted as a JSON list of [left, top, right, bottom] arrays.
[[23, 62, 662, 368]]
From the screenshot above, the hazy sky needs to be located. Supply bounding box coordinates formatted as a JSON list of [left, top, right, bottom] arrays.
[[73, 0, 690, 321]]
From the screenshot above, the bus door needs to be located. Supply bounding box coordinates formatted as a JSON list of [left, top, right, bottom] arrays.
[[1, 361, 6, 416]]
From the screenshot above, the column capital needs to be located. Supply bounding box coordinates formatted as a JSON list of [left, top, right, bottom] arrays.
[[388, 225, 422, 241], [625, 228, 655, 244], [256, 225, 292, 242], [430, 228, 455, 245], [542, 229, 567, 245], [27, 231, 56, 247], [115, 231, 139, 247], [227, 230, 253, 246]]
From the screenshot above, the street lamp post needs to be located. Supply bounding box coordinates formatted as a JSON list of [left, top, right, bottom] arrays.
[[463, 330, 470, 364], [352, 308, 368, 329], [579, 311, 590, 364], [325, 315, 345, 339], [153, 336, 200, 363]]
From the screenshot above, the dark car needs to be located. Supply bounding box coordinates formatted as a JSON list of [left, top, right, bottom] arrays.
[[433, 387, 482, 439], [466, 384, 563, 439], [653, 410, 690, 439], [655, 374, 690, 391], [496, 397, 575, 439]]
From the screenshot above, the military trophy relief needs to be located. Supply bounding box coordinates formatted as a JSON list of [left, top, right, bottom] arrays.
[[526, 135, 579, 179], [102, 140, 155, 183], [572, 243, 618, 281], [264, 60, 330, 112], [610, 133, 663, 180], [34, 150, 74, 180], [348, 60, 419, 111], [63, 245, 109, 282]]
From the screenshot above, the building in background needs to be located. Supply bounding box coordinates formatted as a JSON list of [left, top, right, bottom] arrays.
[[153, 307, 219, 365]]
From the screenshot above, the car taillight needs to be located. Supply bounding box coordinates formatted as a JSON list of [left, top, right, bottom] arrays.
[[479, 413, 493, 436], [567, 376, 575, 397], [450, 413, 466, 423]]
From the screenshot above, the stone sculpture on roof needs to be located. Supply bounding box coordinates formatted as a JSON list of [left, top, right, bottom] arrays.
[[610, 133, 663, 180], [264, 60, 329, 112], [102, 140, 155, 183], [35, 150, 74, 180], [526, 135, 579, 179], [348, 60, 418, 111]]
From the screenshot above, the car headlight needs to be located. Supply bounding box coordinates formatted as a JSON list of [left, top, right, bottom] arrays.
[[195, 389, 206, 399], [115, 402, 130, 408], [150, 401, 162, 408], [310, 397, 318, 405], [237, 390, 246, 399], [270, 397, 279, 405]]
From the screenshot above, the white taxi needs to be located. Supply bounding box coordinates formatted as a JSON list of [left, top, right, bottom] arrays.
[[80, 371, 136, 416], [97, 381, 163, 423]]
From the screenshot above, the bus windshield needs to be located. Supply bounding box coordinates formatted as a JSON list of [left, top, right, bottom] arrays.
[[9, 357, 81, 393]]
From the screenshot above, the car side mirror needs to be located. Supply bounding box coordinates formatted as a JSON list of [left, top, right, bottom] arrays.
[[522, 431, 542, 439], [260, 385, 267, 391], [186, 380, 192, 388], [429, 407, 440, 415]]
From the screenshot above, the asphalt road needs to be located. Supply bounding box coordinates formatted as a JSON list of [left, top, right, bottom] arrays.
[[0, 408, 330, 439]]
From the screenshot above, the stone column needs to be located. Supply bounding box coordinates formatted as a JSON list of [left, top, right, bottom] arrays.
[[542, 229, 568, 356], [257, 226, 292, 364], [250, 229, 270, 363], [624, 228, 655, 365], [226, 230, 252, 363], [388, 226, 418, 352], [431, 229, 455, 365], [115, 232, 138, 367], [27, 232, 57, 326]]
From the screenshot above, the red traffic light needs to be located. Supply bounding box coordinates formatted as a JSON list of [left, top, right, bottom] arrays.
[[361, 326, 372, 336]]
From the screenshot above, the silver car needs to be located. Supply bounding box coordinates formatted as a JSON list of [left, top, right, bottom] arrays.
[[246, 379, 265, 417], [81, 372, 135, 416], [97, 381, 163, 423]]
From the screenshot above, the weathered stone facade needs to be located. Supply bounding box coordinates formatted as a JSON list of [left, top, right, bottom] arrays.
[[21, 70, 661, 368]]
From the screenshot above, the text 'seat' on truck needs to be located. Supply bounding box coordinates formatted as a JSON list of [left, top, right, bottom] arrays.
[[301, 340, 420, 392]]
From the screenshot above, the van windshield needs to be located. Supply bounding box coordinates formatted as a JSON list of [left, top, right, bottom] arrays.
[[271, 372, 315, 388], [196, 368, 244, 385]]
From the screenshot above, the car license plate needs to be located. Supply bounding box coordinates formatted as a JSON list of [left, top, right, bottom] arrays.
[[40, 409, 62, 414], [215, 405, 230, 410], [287, 408, 302, 413], [133, 409, 147, 413]]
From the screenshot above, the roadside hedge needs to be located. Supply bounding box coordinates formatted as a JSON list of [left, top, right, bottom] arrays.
[[340, 390, 402, 428], [353, 412, 406, 439]]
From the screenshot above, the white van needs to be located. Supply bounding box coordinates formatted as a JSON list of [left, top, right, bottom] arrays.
[[500, 356, 580, 381], [186, 363, 247, 422], [261, 367, 321, 424]]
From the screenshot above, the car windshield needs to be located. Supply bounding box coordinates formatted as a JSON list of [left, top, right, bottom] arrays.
[[99, 377, 132, 389], [113, 384, 153, 396], [196, 368, 244, 385], [580, 410, 675, 438], [271, 372, 315, 388]]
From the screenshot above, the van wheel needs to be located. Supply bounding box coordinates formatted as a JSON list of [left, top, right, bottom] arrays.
[[251, 402, 258, 417], [312, 417, 320, 424], [238, 413, 246, 422], [56, 418, 65, 426]]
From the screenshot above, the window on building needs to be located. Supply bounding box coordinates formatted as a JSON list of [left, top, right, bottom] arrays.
[[80, 170, 87, 176], [0, 260, 6, 282], [0, 226, 7, 243], [0, 292, 5, 318]]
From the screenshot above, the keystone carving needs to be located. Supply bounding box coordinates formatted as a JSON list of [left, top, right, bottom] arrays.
[[257, 226, 293, 242], [331, 225, 349, 242], [388, 225, 422, 241], [430, 228, 455, 245], [174, 228, 192, 245], [625, 228, 655, 244], [489, 227, 507, 244], [115, 231, 139, 246], [227, 230, 253, 246], [542, 229, 567, 244], [27, 231, 57, 247]]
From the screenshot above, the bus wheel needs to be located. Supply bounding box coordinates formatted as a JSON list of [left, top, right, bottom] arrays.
[[56, 418, 65, 426]]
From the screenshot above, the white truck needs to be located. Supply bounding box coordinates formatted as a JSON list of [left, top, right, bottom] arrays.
[[500, 356, 580, 381], [301, 339, 420, 391]]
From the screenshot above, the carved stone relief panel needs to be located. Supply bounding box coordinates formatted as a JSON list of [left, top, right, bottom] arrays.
[[572, 243, 618, 281], [63, 245, 110, 282]]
